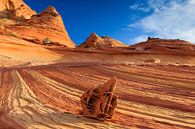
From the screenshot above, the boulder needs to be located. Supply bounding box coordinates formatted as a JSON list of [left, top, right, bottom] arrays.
[[81, 77, 118, 121]]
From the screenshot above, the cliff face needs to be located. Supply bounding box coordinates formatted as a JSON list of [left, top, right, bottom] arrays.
[[0, 0, 75, 48], [79, 33, 128, 48], [26, 6, 68, 34], [22, 6, 75, 47], [0, 0, 36, 19]]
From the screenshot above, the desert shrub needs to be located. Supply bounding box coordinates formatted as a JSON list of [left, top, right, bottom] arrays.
[[43, 37, 52, 44]]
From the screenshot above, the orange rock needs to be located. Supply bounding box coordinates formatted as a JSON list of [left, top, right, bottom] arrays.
[[22, 6, 75, 47], [3, 4, 76, 48], [79, 32, 128, 48], [81, 77, 118, 121], [145, 58, 161, 63], [129, 37, 195, 55], [27, 6, 67, 33], [131, 37, 193, 49], [0, 0, 36, 19]]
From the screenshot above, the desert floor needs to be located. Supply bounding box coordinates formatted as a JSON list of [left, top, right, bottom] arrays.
[[0, 62, 195, 129]]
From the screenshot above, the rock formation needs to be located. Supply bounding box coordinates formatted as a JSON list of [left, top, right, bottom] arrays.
[[145, 58, 161, 63], [79, 33, 128, 48], [26, 6, 67, 33], [0, 0, 36, 19], [20, 6, 75, 47], [0, 1, 75, 48], [131, 37, 193, 48], [129, 37, 195, 55], [81, 77, 118, 121]]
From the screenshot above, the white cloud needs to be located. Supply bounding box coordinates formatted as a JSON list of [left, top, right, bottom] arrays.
[[132, 35, 148, 43], [131, 0, 195, 43], [129, 4, 139, 10], [129, 4, 151, 12]]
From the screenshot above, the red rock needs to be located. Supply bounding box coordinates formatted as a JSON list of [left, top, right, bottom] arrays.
[[3, 4, 76, 48], [79, 33, 128, 48], [27, 6, 66, 33], [129, 37, 195, 55], [144, 58, 161, 63], [81, 77, 118, 121], [21, 6, 75, 47]]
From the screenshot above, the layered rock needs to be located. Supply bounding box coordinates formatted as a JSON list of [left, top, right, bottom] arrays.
[[0, 0, 36, 19], [79, 33, 127, 48], [144, 58, 161, 63], [130, 37, 195, 55], [26, 6, 67, 33], [131, 37, 193, 48], [21, 6, 75, 47], [3, 5, 75, 48], [81, 77, 118, 121]]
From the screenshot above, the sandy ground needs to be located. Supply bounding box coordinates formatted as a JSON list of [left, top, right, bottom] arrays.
[[0, 34, 195, 68], [0, 63, 195, 129], [0, 35, 195, 129], [0, 35, 62, 67]]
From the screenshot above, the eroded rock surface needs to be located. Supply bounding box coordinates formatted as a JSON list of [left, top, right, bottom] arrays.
[[81, 77, 118, 121], [0, 1, 75, 48], [145, 58, 161, 63], [0, 0, 36, 19], [21, 6, 75, 47], [79, 33, 127, 48], [130, 37, 194, 51]]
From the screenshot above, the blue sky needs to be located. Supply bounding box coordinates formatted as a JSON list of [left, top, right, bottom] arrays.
[[24, 0, 195, 45]]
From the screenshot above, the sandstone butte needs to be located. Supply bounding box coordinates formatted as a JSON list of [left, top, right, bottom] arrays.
[[131, 37, 194, 50], [0, 0, 36, 19], [129, 37, 195, 55], [0, 0, 75, 48], [79, 32, 128, 48]]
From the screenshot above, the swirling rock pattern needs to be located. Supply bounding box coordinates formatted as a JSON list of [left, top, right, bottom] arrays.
[[0, 63, 195, 129]]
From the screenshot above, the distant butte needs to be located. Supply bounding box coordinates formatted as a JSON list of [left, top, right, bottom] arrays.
[[79, 32, 128, 48], [129, 37, 194, 54]]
